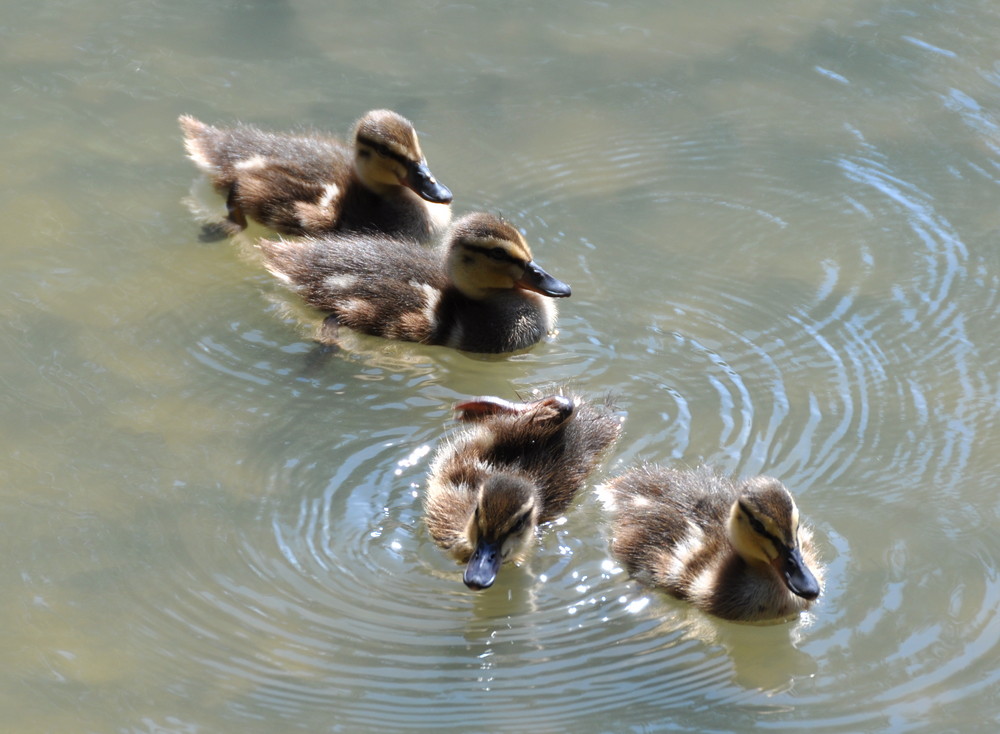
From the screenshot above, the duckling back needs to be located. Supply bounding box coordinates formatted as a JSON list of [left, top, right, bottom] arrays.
[[259, 230, 445, 344], [180, 116, 346, 182]]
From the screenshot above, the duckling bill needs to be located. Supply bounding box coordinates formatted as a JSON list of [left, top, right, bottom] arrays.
[[259, 212, 571, 354], [424, 393, 622, 590], [599, 466, 823, 622], [179, 109, 452, 242]]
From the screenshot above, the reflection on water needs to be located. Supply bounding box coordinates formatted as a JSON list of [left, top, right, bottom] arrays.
[[3, 0, 1000, 731]]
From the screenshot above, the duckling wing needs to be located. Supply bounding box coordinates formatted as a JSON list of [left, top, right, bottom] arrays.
[[613, 467, 734, 520], [181, 117, 358, 235], [475, 398, 621, 522], [538, 401, 621, 521], [259, 235, 447, 342], [238, 159, 352, 234], [603, 467, 733, 587]]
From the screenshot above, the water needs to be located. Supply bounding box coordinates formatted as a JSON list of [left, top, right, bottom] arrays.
[[3, 0, 999, 731]]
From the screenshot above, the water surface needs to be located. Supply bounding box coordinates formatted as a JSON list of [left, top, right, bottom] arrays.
[[3, 1, 1000, 732]]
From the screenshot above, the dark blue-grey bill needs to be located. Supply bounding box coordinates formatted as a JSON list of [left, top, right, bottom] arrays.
[[516, 261, 572, 298], [407, 160, 453, 204], [463, 539, 502, 590]]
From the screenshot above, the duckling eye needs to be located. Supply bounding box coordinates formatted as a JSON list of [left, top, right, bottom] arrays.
[[745, 511, 767, 537], [510, 512, 530, 535], [360, 140, 397, 161], [743, 510, 787, 552], [487, 247, 508, 261]]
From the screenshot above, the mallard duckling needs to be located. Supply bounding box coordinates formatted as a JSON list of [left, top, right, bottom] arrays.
[[258, 212, 571, 354], [179, 109, 452, 241], [599, 466, 823, 622], [425, 393, 622, 589]]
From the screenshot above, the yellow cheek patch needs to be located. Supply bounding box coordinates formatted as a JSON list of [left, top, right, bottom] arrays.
[[757, 535, 779, 562]]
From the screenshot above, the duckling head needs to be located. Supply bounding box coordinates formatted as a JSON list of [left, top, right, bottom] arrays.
[[446, 213, 572, 301], [462, 474, 541, 590], [727, 477, 821, 601], [352, 109, 452, 204]]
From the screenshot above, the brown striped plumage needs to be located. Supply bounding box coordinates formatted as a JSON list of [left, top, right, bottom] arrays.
[[179, 110, 451, 242], [425, 393, 622, 590], [258, 212, 571, 354], [599, 466, 824, 622]]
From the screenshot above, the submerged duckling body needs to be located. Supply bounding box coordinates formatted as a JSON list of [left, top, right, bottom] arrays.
[[258, 212, 571, 354], [599, 466, 823, 622], [179, 109, 452, 241], [425, 394, 622, 589]]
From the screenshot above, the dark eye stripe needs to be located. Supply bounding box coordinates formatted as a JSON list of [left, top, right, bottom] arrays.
[[463, 243, 524, 266], [510, 511, 531, 535], [357, 137, 413, 166], [742, 504, 787, 549]]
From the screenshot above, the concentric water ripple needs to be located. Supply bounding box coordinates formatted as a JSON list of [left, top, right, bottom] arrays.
[[77, 41, 1000, 734], [7, 0, 1000, 731], [116, 110, 1000, 731], [123, 411, 768, 730], [449, 103, 999, 731]]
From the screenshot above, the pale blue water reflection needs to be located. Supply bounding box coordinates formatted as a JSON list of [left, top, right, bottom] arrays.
[[2, 0, 1000, 732]]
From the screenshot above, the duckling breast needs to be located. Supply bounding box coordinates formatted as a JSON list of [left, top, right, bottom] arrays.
[[702, 557, 813, 622], [433, 289, 557, 353]]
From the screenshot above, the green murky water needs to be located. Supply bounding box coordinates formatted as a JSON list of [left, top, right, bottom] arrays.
[[3, 1, 999, 731]]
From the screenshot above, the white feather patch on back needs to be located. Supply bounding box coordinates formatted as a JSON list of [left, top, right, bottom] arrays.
[[664, 522, 705, 584], [411, 281, 440, 326], [324, 274, 359, 292], [317, 182, 340, 210], [234, 154, 269, 171], [687, 564, 719, 604]]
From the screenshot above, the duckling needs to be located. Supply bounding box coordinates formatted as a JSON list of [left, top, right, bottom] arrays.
[[598, 466, 823, 622], [425, 393, 622, 589], [258, 212, 571, 354], [178, 109, 452, 241]]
